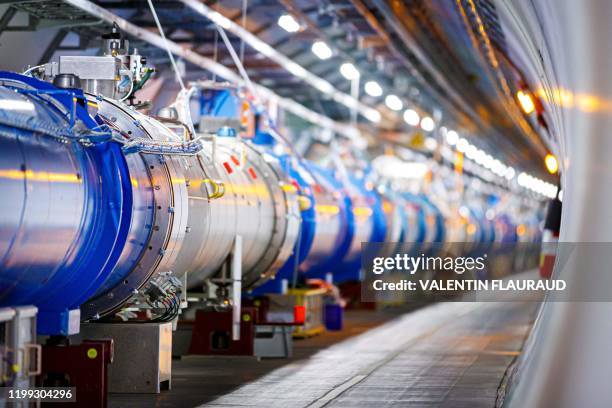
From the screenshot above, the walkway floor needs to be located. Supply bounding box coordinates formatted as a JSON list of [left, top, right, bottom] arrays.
[[201, 300, 539, 408], [110, 276, 541, 408]]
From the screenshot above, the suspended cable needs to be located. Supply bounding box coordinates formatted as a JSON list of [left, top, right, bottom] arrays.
[[212, 29, 219, 82], [146, 0, 186, 91], [240, 0, 248, 62], [215, 25, 259, 102]]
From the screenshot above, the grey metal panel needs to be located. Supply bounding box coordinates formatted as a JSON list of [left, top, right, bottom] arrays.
[[59, 55, 119, 79], [79, 322, 172, 393]]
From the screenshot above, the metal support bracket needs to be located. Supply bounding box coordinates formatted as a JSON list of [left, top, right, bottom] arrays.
[[231, 235, 243, 341]]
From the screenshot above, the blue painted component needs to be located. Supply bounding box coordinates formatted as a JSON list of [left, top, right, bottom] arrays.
[[403, 192, 427, 247], [217, 126, 237, 138], [252, 128, 275, 146], [371, 192, 388, 243], [0, 71, 100, 130], [324, 303, 343, 331], [468, 207, 486, 245], [419, 194, 445, 244], [334, 174, 387, 284], [199, 88, 238, 118], [302, 164, 355, 280], [397, 204, 409, 243], [496, 214, 518, 244], [0, 73, 132, 335], [246, 126, 360, 288], [286, 160, 317, 267], [252, 154, 317, 294]]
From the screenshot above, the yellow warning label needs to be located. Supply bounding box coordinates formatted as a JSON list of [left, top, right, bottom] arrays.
[[409, 132, 425, 149]]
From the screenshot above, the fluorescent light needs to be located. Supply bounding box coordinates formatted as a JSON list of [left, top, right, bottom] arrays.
[[518, 172, 555, 197], [364, 81, 383, 97], [475, 149, 486, 165], [505, 167, 515, 180], [365, 109, 382, 123], [311, 41, 333, 60], [517, 89, 535, 114], [278, 14, 300, 33], [492, 159, 504, 175], [446, 130, 459, 145], [385, 94, 403, 111], [545, 153, 559, 174], [182, 0, 380, 124], [420, 116, 435, 132], [424, 137, 438, 151], [457, 138, 469, 153], [465, 144, 477, 160], [403, 109, 420, 126], [339, 62, 360, 80]]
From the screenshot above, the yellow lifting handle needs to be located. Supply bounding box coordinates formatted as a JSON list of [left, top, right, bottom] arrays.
[[203, 178, 225, 200]]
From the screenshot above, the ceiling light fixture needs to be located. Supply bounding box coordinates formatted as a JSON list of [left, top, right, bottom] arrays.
[[545, 153, 559, 174], [364, 81, 383, 97], [517, 89, 535, 114], [278, 14, 301, 33], [339, 62, 360, 80], [403, 109, 420, 126], [311, 41, 333, 60], [385, 94, 403, 111], [420, 116, 435, 132]]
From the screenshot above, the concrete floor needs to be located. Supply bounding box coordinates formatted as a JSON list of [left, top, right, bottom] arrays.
[[109, 292, 540, 408]]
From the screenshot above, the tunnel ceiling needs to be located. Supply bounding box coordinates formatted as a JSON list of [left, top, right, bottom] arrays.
[[0, 0, 554, 180]]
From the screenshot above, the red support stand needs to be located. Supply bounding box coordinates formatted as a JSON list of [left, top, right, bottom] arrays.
[[188, 307, 256, 355], [38, 339, 113, 408], [339, 281, 376, 310]]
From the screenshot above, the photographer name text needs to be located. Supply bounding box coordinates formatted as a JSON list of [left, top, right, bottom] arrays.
[[372, 279, 566, 291]]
